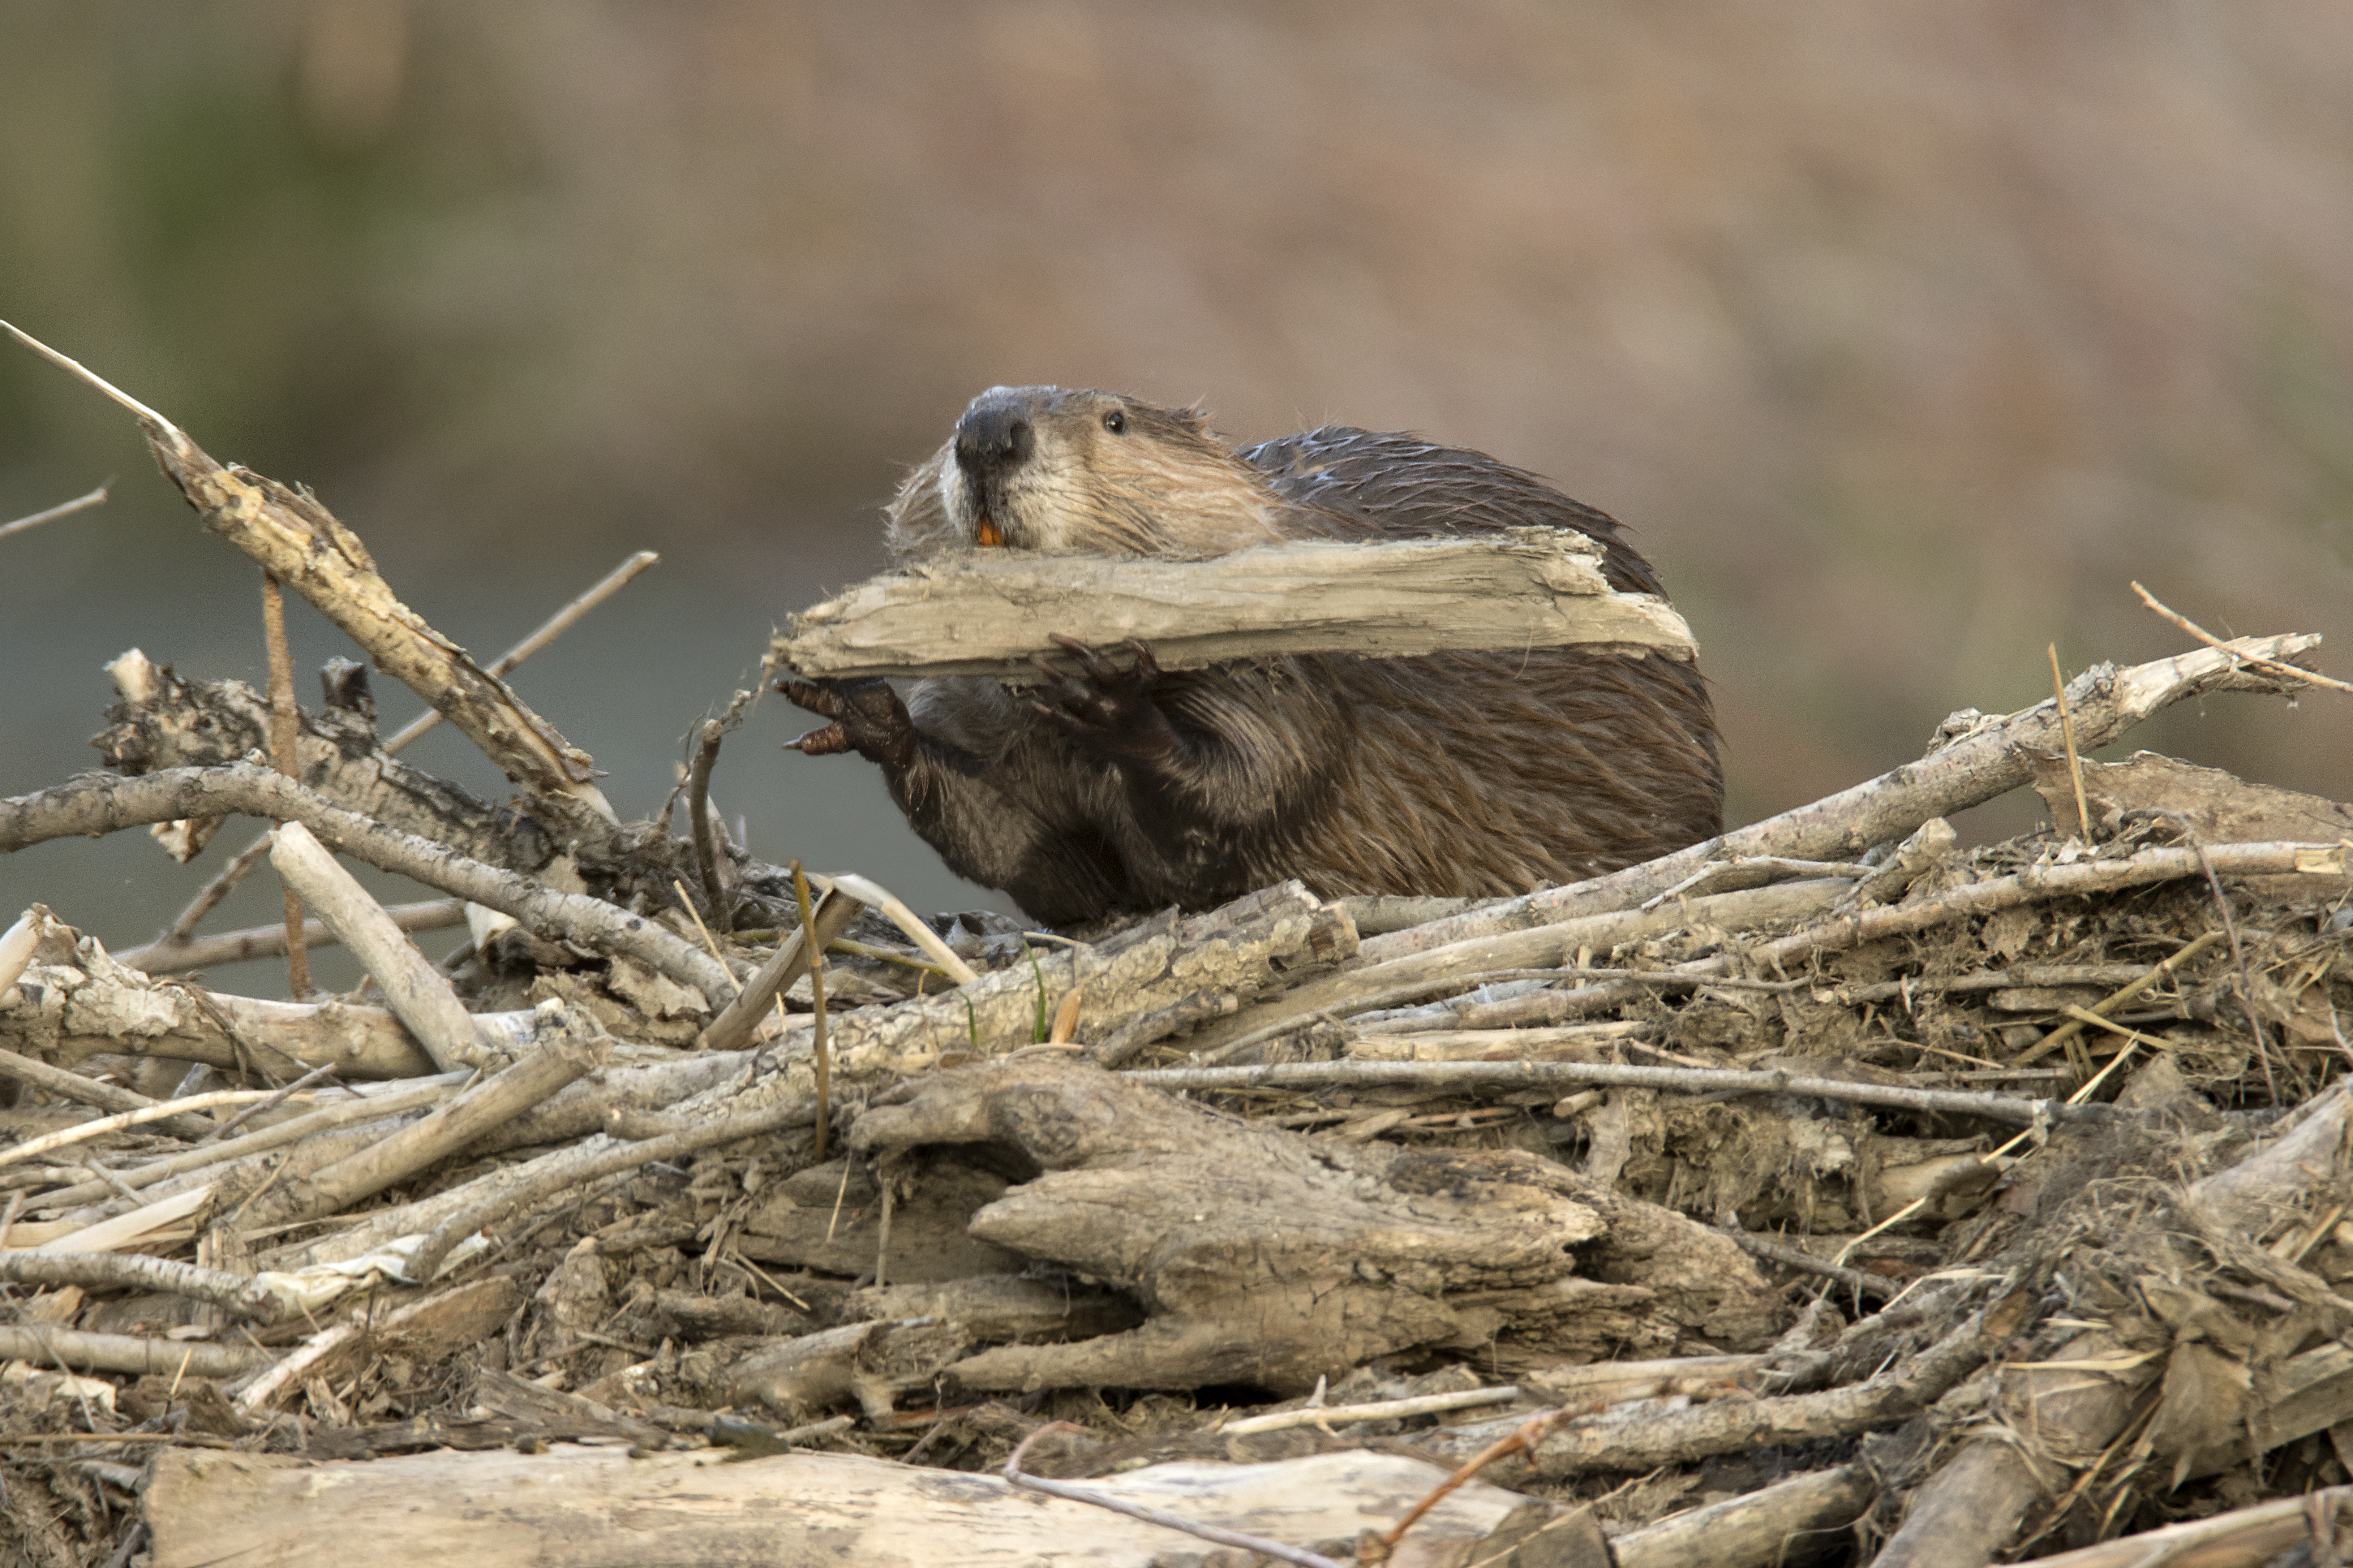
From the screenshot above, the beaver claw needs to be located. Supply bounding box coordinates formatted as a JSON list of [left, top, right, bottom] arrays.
[[1032, 636, 1183, 766], [778, 676, 920, 771]]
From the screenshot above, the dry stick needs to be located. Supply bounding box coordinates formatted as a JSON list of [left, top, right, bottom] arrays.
[[200, 1059, 340, 1143], [1511, 1304, 1996, 1479], [0, 763, 736, 1006], [794, 863, 832, 1162], [0, 480, 109, 542], [1641, 855, 1874, 910], [2133, 580, 2353, 695], [408, 1091, 820, 1282], [1203, 840, 2334, 1067], [1717, 1227, 1901, 1300], [159, 836, 276, 952], [1001, 1421, 1348, 1568], [383, 549, 660, 751], [0, 319, 610, 828], [259, 570, 313, 998], [695, 885, 865, 1052], [1699, 843, 2335, 1036], [2049, 642, 2092, 841], [157, 551, 659, 950], [1357, 631, 2323, 962], [115, 900, 464, 974], [1614, 1464, 1877, 1568], [0, 1327, 268, 1379], [270, 820, 490, 1072], [247, 1004, 606, 1231], [1193, 882, 1852, 1063], [33, 1074, 467, 1215], [0, 1046, 219, 1142], [0, 1088, 289, 1169], [1220, 1385, 1525, 1436], [1132, 1059, 2123, 1127], [671, 878, 736, 985], [0, 1251, 284, 1323]]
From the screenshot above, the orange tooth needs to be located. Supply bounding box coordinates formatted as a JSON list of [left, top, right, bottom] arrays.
[[975, 516, 1004, 547]]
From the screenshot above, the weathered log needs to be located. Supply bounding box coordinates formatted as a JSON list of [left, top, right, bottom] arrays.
[[143, 1444, 1537, 1568], [848, 1054, 1782, 1394], [773, 527, 1695, 679]]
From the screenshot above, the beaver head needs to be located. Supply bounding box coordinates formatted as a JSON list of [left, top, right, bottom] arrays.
[[885, 385, 1288, 563]]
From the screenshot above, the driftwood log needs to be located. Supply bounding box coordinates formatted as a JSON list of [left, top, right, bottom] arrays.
[[841, 1052, 1783, 1393], [771, 526, 1696, 679], [143, 1444, 1550, 1568]]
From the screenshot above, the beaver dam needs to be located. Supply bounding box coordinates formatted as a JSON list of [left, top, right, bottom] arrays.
[[5, 332, 2353, 1568]]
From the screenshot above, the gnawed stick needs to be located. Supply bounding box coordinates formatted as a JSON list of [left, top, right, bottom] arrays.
[[270, 822, 493, 1072], [775, 527, 1694, 679], [0, 1326, 268, 1379], [238, 1000, 610, 1232]]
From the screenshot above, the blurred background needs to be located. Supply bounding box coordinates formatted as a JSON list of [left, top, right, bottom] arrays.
[[4, 1, 2350, 991]]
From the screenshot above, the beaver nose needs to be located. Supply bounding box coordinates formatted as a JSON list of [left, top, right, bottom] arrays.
[[954, 399, 1036, 477]]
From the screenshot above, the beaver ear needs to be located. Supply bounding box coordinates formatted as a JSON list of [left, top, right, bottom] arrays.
[[1171, 405, 1215, 435]]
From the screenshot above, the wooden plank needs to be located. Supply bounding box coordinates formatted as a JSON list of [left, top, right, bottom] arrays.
[[773, 528, 1697, 679]]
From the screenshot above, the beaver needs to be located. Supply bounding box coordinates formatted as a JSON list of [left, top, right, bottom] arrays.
[[783, 385, 1721, 927]]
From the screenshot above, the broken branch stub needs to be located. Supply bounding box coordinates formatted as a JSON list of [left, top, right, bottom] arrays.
[[772, 527, 1697, 680], [142, 427, 613, 827]]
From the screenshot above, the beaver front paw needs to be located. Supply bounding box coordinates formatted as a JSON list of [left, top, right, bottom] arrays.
[[778, 676, 920, 771], [1031, 636, 1184, 767]]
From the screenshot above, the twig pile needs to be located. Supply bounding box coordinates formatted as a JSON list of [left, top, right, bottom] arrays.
[[3, 320, 2352, 1568]]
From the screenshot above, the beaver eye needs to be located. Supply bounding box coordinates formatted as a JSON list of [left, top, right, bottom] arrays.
[[1102, 410, 1127, 435]]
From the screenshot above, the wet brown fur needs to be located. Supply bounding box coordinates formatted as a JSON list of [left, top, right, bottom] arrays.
[[819, 386, 1721, 926]]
